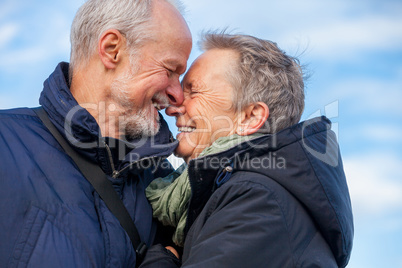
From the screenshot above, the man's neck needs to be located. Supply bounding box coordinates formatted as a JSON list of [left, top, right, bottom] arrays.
[[70, 65, 121, 139]]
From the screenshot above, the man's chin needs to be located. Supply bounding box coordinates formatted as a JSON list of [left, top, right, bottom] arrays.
[[123, 119, 160, 140]]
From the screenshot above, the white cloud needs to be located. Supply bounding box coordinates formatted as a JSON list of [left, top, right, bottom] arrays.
[[344, 152, 402, 217], [362, 124, 402, 143], [185, 0, 402, 63], [0, 23, 19, 49], [46, 11, 74, 53], [0, 95, 15, 109], [280, 15, 402, 60], [381, 217, 402, 233], [0, 46, 48, 72], [306, 77, 402, 117], [0, 11, 72, 72], [345, 80, 402, 115], [336, 122, 402, 149], [0, 1, 18, 20]]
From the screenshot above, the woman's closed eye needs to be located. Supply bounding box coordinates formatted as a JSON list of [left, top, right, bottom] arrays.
[[189, 90, 200, 97], [185, 88, 200, 98], [183, 81, 203, 97]]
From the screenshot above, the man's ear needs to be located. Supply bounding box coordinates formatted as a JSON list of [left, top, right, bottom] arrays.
[[98, 29, 125, 69], [236, 102, 269, 136]]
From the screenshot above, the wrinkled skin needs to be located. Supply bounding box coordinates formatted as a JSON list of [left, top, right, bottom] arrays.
[[166, 49, 240, 162]]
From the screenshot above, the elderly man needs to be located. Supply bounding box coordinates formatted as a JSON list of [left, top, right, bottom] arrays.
[[0, 0, 191, 267]]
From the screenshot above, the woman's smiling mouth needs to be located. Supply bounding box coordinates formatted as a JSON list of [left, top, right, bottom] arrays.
[[178, 126, 196, 133]]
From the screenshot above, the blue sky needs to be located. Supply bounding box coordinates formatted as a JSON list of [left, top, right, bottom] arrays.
[[1, 0, 402, 267]]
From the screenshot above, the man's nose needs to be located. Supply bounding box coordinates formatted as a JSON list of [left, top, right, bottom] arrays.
[[166, 105, 185, 117], [166, 78, 184, 106]]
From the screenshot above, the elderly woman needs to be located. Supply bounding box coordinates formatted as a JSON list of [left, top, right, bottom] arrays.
[[141, 33, 353, 268]]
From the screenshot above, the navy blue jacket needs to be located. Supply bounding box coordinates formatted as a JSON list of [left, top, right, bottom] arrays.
[[0, 63, 177, 267], [140, 117, 354, 267]]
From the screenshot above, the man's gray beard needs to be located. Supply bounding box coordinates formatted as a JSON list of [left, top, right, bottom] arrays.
[[110, 71, 161, 140], [124, 107, 160, 140]]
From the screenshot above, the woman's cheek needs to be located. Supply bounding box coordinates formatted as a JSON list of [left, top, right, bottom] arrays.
[[176, 138, 193, 160]]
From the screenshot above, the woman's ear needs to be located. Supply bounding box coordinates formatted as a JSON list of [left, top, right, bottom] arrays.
[[98, 29, 125, 69], [236, 102, 269, 136]]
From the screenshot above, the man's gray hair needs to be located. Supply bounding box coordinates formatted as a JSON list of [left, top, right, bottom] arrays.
[[201, 32, 305, 133], [70, 0, 183, 77]]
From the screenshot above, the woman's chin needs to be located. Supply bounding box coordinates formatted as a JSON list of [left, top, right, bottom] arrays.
[[174, 148, 191, 163], [174, 138, 205, 163]]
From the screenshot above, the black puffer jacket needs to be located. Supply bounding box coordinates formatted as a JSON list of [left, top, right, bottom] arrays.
[[140, 116, 354, 268]]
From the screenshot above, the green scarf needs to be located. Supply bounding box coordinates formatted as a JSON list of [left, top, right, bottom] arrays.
[[146, 134, 262, 246]]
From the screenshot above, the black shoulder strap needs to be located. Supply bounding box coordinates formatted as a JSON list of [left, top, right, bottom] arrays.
[[33, 107, 147, 265]]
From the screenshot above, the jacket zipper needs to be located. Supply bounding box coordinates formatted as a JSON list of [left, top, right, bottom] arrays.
[[104, 141, 163, 179], [113, 156, 163, 178], [104, 142, 119, 178]]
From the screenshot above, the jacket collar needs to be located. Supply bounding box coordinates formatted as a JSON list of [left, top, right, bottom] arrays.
[[189, 116, 331, 171], [39, 62, 178, 175]]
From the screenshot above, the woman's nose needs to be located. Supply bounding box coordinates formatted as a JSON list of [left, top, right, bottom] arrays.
[[166, 105, 186, 117]]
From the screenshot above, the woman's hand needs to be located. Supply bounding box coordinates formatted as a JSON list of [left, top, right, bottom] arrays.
[[138, 244, 181, 267], [165, 246, 179, 259]]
